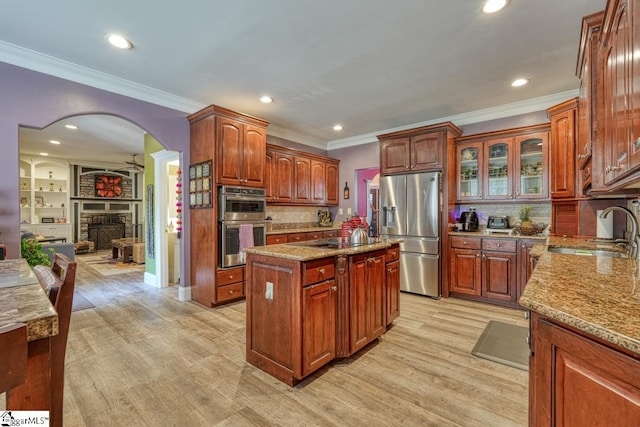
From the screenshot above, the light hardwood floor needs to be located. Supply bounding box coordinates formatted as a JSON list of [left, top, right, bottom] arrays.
[[3, 256, 529, 426]]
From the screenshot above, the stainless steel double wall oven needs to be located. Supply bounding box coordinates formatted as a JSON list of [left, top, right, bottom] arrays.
[[218, 186, 266, 268]]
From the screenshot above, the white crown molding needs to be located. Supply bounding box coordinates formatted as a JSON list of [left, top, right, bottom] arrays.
[[326, 90, 579, 151], [0, 41, 578, 151], [266, 124, 328, 151], [0, 41, 206, 113]]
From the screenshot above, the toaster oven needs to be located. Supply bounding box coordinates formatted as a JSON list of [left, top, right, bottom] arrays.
[[487, 216, 510, 229]]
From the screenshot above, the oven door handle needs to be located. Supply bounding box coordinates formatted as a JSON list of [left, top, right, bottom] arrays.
[[224, 222, 266, 229]]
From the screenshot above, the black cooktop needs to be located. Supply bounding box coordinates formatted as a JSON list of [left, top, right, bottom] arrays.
[[287, 237, 380, 249]]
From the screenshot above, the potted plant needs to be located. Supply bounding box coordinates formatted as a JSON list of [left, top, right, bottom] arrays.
[[21, 238, 52, 268], [519, 205, 533, 228]]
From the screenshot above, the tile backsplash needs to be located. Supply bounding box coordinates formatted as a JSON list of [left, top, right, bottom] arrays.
[[453, 203, 551, 229], [267, 206, 329, 226]]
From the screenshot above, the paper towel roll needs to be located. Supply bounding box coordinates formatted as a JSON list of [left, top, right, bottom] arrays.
[[596, 210, 613, 239]]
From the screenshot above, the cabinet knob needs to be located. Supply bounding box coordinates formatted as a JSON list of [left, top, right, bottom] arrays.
[[228, 290, 234, 294], [229, 275, 234, 280], [319, 268, 325, 274], [463, 241, 467, 245], [476, 253, 480, 257], [523, 311, 530, 320], [577, 153, 587, 160], [331, 286, 337, 291], [496, 243, 501, 247]]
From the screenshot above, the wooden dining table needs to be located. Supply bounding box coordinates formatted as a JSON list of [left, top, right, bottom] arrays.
[[0, 259, 58, 419]]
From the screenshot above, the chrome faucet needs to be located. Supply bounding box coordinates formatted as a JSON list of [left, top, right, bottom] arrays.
[[600, 206, 639, 258]]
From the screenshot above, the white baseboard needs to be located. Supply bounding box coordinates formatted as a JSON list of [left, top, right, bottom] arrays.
[[178, 286, 191, 302], [144, 271, 158, 287]]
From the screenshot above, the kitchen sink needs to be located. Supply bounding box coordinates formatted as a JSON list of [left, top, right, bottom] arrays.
[[547, 246, 626, 258]]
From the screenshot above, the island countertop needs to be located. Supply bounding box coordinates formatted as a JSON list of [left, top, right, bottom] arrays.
[[0, 258, 58, 341], [245, 238, 403, 261], [519, 236, 639, 355]]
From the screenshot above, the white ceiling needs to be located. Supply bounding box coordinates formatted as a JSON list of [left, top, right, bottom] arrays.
[[3, 0, 605, 164]]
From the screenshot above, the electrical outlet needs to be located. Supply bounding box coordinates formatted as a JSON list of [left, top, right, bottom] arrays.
[[347, 207, 352, 215], [338, 208, 344, 215], [265, 282, 274, 300]]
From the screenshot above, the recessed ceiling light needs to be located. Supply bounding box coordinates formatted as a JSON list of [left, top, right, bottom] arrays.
[[49, 140, 61, 145], [511, 78, 529, 87], [260, 96, 273, 103], [106, 34, 133, 49], [333, 124, 343, 131], [39, 152, 49, 156], [64, 124, 77, 130], [483, 0, 509, 14]]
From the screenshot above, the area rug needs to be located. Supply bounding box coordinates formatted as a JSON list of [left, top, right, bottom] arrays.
[[72, 291, 95, 312], [77, 252, 145, 276], [471, 320, 529, 371]]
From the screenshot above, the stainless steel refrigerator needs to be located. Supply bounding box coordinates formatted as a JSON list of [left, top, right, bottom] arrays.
[[380, 172, 441, 297]]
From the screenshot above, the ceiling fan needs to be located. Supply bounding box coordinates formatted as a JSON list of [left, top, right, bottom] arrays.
[[122, 153, 144, 172]]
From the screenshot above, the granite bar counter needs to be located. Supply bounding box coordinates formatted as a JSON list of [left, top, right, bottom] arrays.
[[519, 236, 639, 355], [0, 258, 58, 341]]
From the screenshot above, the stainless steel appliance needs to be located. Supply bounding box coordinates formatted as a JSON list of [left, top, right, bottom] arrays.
[[487, 215, 510, 229], [380, 172, 441, 297], [218, 186, 266, 267]]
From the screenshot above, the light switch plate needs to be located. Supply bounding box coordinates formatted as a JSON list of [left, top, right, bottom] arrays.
[[265, 281, 274, 300]]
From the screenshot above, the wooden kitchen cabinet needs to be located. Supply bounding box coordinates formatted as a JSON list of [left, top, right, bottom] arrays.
[[266, 233, 287, 245], [548, 98, 577, 199], [529, 313, 640, 426], [325, 161, 339, 206], [188, 105, 269, 307], [302, 276, 336, 376], [576, 12, 604, 176], [216, 117, 267, 188], [455, 124, 550, 202], [349, 250, 386, 354], [378, 122, 462, 175], [266, 144, 340, 206], [294, 156, 311, 203], [448, 236, 518, 306], [517, 238, 540, 299], [385, 245, 400, 324]]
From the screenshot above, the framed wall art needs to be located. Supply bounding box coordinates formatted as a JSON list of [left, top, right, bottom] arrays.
[[189, 160, 213, 209], [95, 175, 123, 198]]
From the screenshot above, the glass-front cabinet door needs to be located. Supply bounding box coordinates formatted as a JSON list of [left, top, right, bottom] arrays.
[[484, 138, 513, 199], [514, 132, 549, 199], [457, 143, 482, 201]]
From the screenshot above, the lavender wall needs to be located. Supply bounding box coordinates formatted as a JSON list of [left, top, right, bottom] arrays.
[[0, 62, 191, 285]]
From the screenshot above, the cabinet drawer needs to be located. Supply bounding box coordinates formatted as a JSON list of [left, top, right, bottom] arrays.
[[450, 236, 482, 249], [482, 239, 516, 253], [323, 230, 338, 238], [216, 266, 244, 286], [216, 282, 244, 302], [303, 258, 335, 285], [287, 233, 307, 243], [306, 231, 323, 240], [266, 234, 287, 245], [386, 244, 400, 262]]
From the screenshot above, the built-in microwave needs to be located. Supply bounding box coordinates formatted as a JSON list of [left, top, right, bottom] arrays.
[[218, 185, 266, 221]]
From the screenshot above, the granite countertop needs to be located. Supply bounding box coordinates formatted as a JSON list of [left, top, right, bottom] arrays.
[[519, 236, 639, 355], [267, 225, 341, 235], [449, 230, 547, 240], [246, 238, 403, 261], [0, 258, 58, 341]]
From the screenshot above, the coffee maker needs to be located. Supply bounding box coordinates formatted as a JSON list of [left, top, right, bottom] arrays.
[[459, 208, 479, 232]]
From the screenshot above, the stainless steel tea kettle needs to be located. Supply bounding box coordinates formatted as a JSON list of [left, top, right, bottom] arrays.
[[351, 226, 368, 245]]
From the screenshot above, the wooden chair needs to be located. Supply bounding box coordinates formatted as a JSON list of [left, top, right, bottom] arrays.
[[7, 253, 77, 427], [0, 323, 27, 393]]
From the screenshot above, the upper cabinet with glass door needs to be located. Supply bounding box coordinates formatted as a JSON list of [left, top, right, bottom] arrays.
[[454, 124, 550, 203], [484, 138, 513, 200], [514, 132, 549, 200]]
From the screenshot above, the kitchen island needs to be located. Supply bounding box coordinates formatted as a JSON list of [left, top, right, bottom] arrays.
[[519, 237, 640, 425], [244, 238, 401, 386]]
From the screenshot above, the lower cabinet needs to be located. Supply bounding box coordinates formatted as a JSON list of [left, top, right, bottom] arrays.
[[385, 245, 400, 324], [448, 236, 519, 306], [302, 278, 336, 377], [530, 313, 640, 426], [349, 250, 386, 354], [214, 266, 245, 305], [517, 239, 539, 299]]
